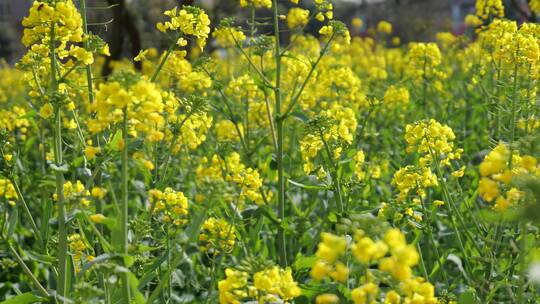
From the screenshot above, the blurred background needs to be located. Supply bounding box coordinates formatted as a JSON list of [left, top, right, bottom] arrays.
[[0, 0, 534, 65]]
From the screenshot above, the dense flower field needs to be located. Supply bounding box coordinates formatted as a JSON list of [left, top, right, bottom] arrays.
[[1, 0, 540, 303]]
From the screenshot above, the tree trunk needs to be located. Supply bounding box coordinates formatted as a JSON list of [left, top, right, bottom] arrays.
[[103, 0, 142, 77]]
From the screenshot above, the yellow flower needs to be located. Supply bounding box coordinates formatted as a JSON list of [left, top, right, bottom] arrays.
[[89, 214, 106, 223], [287, 8, 310, 29], [385, 290, 401, 304], [84, 146, 100, 160], [212, 27, 246, 48], [239, 0, 272, 8], [352, 18, 363, 29], [352, 282, 379, 304], [476, 0, 504, 20], [311, 259, 331, 280], [39, 103, 54, 119], [377, 21, 392, 34], [91, 187, 107, 199], [316, 294, 340, 304], [134, 49, 148, 62], [156, 6, 211, 50]]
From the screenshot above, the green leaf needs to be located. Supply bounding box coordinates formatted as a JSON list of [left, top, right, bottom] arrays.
[[107, 130, 123, 152], [293, 255, 317, 271], [0, 293, 45, 304], [127, 272, 146, 304], [26, 251, 56, 265], [288, 179, 328, 190], [458, 289, 479, 304]]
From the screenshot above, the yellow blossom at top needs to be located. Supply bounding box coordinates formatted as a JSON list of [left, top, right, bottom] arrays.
[[475, 0, 504, 20], [156, 6, 211, 50], [377, 21, 393, 34], [287, 8, 310, 29], [212, 27, 246, 48], [239, 0, 272, 8]]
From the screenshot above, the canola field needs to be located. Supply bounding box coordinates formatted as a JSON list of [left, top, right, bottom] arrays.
[[0, 0, 540, 303]]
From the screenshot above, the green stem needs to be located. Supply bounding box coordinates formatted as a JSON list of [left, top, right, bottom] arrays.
[[50, 21, 69, 302], [272, 0, 287, 267], [319, 129, 344, 213], [120, 109, 131, 302], [517, 221, 528, 304], [510, 60, 519, 149], [150, 39, 177, 83]]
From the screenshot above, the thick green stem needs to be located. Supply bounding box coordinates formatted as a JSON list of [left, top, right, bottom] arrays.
[[50, 22, 68, 302], [120, 109, 131, 302], [272, 0, 287, 267]]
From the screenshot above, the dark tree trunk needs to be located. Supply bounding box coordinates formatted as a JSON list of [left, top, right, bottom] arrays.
[[103, 0, 142, 77], [179, 0, 195, 6]]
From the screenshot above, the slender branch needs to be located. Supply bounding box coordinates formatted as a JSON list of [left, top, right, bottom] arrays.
[[2, 234, 50, 298]]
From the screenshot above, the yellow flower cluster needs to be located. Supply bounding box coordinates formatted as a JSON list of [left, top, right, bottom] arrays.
[[408, 43, 441, 68], [239, 0, 272, 8], [287, 8, 310, 29], [392, 119, 461, 202], [225, 153, 266, 206], [377, 21, 393, 34], [196, 153, 266, 208], [375, 229, 419, 281], [148, 187, 189, 226], [404, 119, 462, 167], [68, 233, 89, 267], [313, 0, 334, 22], [212, 27, 246, 48], [215, 120, 243, 142], [319, 23, 351, 45], [354, 150, 366, 181], [311, 233, 349, 282], [478, 143, 539, 210], [21, 1, 90, 61], [492, 25, 540, 70], [392, 165, 439, 202], [300, 104, 357, 174], [156, 6, 211, 50], [0, 65, 30, 141], [89, 78, 165, 142], [531, 0, 540, 15], [54, 180, 91, 207], [383, 85, 410, 110], [224, 74, 268, 129], [0, 106, 30, 141], [475, 0, 504, 20], [0, 179, 18, 206], [406, 42, 445, 82], [165, 53, 213, 93], [218, 266, 301, 304], [311, 228, 437, 304], [174, 112, 213, 151], [436, 32, 458, 48], [464, 14, 483, 27], [199, 217, 236, 255]]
